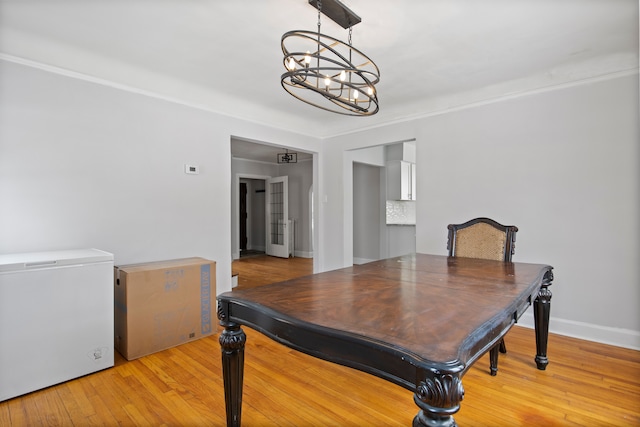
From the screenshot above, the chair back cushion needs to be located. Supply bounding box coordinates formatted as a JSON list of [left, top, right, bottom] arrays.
[[454, 222, 507, 261]]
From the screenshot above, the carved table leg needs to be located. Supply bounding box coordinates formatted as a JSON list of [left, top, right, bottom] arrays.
[[218, 306, 246, 427], [489, 344, 499, 376], [533, 270, 553, 370], [413, 372, 465, 427]]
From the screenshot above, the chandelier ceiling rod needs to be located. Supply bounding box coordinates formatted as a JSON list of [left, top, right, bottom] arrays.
[[307, 0, 361, 29]]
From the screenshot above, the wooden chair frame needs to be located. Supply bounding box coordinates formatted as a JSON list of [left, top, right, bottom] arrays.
[[447, 217, 518, 375]]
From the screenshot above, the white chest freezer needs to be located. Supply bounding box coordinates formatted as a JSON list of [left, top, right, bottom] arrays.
[[0, 248, 114, 401]]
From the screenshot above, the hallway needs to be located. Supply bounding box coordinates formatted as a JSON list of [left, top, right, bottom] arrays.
[[232, 255, 313, 290]]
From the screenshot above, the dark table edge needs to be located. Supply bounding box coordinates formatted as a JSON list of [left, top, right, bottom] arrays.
[[217, 298, 488, 391]]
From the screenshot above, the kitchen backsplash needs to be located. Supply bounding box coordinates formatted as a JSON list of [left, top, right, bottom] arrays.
[[386, 200, 416, 225]]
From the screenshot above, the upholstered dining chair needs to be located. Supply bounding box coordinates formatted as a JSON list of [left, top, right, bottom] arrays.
[[447, 217, 518, 376]]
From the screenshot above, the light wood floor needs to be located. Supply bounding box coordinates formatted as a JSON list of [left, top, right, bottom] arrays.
[[232, 254, 314, 290], [2, 255, 639, 426]]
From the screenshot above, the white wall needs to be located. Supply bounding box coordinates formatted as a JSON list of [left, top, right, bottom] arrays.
[[0, 59, 321, 296], [1, 57, 637, 349], [321, 74, 640, 349]]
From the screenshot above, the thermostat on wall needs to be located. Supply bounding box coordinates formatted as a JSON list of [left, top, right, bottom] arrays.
[[185, 164, 199, 175]]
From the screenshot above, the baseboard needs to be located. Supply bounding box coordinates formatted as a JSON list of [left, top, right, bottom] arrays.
[[353, 257, 377, 265], [294, 250, 313, 258], [236, 250, 312, 259], [517, 312, 640, 351]]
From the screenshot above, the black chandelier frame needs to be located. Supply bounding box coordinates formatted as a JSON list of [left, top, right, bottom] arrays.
[[280, 0, 380, 116]]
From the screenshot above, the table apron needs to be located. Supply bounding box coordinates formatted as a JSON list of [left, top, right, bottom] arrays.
[[225, 300, 468, 392]]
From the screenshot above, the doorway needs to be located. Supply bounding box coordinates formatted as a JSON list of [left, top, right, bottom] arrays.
[[231, 137, 316, 263], [238, 177, 267, 258], [240, 182, 247, 253], [349, 141, 417, 266], [352, 162, 382, 264]]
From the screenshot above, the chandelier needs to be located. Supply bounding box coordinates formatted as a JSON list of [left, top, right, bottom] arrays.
[[277, 150, 298, 163], [281, 0, 380, 116]]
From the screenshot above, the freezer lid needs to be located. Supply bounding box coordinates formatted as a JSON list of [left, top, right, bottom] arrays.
[[0, 249, 113, 272]]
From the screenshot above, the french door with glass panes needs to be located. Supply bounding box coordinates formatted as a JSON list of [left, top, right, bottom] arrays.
[[266, 176, 289, 258]]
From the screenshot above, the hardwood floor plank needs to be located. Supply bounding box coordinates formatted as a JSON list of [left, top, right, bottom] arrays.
[[34, 387, 71, 426], [94, 368, 153, 425], [120, 402, 155, 427], [54, 383, 91, 425], [300, 365, 412, 426], [0, 398, 24, 426]]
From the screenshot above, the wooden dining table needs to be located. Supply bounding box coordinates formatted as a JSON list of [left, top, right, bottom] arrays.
[[217, 253, 554, 427]]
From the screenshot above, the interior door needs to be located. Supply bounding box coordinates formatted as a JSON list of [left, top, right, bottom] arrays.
[[266, 176, 289, 258]]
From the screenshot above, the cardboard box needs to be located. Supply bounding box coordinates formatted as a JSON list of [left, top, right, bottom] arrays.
[[114, 257, 216, 360]]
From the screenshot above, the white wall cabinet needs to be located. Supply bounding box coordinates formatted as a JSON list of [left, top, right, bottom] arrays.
[[386, 160, 416, 201]]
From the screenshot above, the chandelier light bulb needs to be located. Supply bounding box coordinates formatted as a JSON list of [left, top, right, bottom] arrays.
[[340, 70, 346, 82], [287, 57, 296, 71], [353, 90, 359, 100], [324, 75, 331, 88], [305, 51, 311, 66], [368, 86, 374, 96]]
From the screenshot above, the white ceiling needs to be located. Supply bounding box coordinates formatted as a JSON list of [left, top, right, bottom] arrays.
[[1, 0, 638, 146]]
